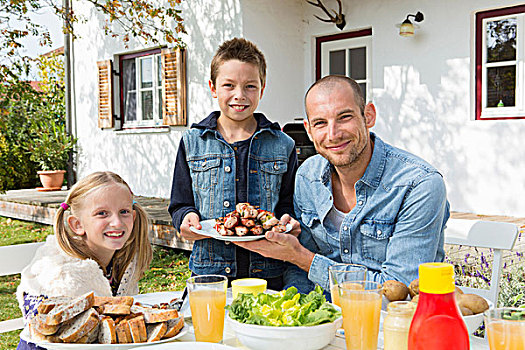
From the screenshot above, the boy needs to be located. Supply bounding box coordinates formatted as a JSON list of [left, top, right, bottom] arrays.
[[168, 38, 299, 290]]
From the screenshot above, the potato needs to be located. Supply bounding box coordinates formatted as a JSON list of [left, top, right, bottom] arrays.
[[382, 280, 409, 302], [457, 294, 489, 315], [408, 279, 419, 298], [410, 294, 419, 304], [459, 306, 474, 316]]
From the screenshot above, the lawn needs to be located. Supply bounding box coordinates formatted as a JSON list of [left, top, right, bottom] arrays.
[[0, 216, 190, 350]]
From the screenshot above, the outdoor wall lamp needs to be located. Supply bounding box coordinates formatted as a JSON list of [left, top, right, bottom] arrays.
[[396, 11, 424, 37]]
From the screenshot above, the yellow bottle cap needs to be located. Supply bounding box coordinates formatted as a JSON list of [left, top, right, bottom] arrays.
[[418, 262, 455, 294]]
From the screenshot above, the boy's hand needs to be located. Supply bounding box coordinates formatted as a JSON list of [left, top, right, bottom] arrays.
[[234, 231, 314, 272], [179, 212, 206, 241], [279, 214, 301, 237]]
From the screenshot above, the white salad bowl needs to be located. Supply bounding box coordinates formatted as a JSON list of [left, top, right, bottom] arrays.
[[227, 314, 343, 350], [463, 297, 494, 334]]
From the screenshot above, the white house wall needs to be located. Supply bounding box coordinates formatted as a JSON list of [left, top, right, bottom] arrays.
[[71, 0, 305, 198], [302, 0, 525, 217], [72, 0, 525, 217]]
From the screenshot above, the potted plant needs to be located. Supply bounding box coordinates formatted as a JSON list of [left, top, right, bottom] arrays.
[[28, 118, 76, 191]]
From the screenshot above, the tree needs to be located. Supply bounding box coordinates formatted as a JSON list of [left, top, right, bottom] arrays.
[[0, 0, 186, 81], [0, 0, 186, 191], [0, 51, 71, 191]]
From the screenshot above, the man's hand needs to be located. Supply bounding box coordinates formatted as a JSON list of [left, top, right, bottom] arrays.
[[179, 212, 206, 241], [279, 214, 301, 237], [234, 230, 314, 272]]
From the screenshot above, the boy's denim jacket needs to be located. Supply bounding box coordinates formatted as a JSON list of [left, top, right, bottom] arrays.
[[285, 133, 450, 292], [174, 112, 296, 278]]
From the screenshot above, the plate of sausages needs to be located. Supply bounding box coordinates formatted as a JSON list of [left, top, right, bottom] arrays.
[[189, 203, 292, 242]]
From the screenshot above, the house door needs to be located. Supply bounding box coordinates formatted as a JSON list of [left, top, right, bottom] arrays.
[[316, 29, 372, 101]]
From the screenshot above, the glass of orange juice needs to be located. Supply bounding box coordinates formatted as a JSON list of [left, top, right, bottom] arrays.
[[484, 307, 525, 350], [187, 274, 227, 343], [328, 263, 367, 307], [339, 280, 382, 350]]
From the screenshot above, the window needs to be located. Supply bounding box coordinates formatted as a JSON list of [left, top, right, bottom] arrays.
[[97, 47, 186, 129], [120, 49, 163, 127], [316, 29, 372, 101], [475, 5, 525, 120]]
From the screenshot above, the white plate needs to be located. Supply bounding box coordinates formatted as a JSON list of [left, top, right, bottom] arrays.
[[144, 343, 237, 349], [132, 291, 235, 320], [190, 219, 292, 242], [133, 291, 190, 319], [20, 324, 189, 349]]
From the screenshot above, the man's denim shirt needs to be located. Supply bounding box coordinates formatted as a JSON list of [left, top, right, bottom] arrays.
[[287, 133, 450, 292], [169, 112, 297, 278]]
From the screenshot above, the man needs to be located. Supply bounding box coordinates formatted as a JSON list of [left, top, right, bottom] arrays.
[[235, 75, 449, 292]]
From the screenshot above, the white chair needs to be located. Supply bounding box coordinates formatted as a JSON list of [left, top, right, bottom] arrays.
[[0, 242, 44, 333], [444, 218, 519, 306]]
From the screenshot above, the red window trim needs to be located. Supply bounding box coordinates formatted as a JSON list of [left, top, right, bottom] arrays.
[[475, 5, 525, 120], [315, 28, 372, 81], [118, 48, 163, 124]]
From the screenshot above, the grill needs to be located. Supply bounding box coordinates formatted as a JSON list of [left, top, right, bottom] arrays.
[[282, 121, 316, 165]]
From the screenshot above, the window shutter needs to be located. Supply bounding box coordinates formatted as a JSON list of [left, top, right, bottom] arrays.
[[97, 60, 114, 129], [161, 48, 186, 126]]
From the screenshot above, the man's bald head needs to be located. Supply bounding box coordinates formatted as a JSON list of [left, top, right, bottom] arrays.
[[304, 75, 365, 118]]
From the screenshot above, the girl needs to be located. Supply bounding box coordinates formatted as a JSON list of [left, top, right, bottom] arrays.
[[16, 171, 152, 349]]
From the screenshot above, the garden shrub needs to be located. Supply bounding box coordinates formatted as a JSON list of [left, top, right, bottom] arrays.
[[0, 53, 72, 192]]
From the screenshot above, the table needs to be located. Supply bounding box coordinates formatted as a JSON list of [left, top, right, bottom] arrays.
[[140, 291, 489, 350]]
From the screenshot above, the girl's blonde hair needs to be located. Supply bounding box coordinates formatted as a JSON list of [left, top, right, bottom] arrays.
[[54, 171, 152, 284]]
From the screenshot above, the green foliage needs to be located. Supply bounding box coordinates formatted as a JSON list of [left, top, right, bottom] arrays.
[[0, 77, 41, 192], [0, 52, 76, 191], [1, 0, 186, 83], [28, 117, 76, 171], [25, 53, 76, 171]]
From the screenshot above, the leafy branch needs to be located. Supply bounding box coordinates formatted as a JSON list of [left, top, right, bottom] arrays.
[[0, 0, 186, 80]]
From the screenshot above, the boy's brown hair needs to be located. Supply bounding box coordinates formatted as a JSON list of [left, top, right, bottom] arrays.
[[210, 37, 267, 87]]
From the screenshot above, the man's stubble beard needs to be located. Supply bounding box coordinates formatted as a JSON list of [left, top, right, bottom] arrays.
[[316, 132, 368, 168]]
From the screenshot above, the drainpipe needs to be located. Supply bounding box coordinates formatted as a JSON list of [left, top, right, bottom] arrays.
[[63, 0, 75, 188]]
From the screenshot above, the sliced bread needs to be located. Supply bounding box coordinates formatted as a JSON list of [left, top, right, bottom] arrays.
[[94, 296, 134, 307], [28, 322, 63, 343], [75, 321, 99, 344], [146, 322, 167, 342], [98, 316, 117, 344], [31, 313, 60, 335], [128, 314, 147, 343], [130, 304, 179, 323], [37, 296, 73, 314], [57, 307, 99, 343], [163, 316, 184, 338], [115, 319, 132, 344], [102, 303, 131, 316], [45, 291, 95, 326]]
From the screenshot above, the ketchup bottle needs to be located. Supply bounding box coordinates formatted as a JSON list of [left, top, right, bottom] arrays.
[[408, 263, 469, 350]]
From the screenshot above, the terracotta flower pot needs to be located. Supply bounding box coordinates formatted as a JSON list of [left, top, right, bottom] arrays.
[[37, 170, 66, 191]]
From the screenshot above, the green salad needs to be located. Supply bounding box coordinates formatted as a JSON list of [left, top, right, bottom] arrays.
[[227, 286, 341, 327], [502, 307, 525, 321]]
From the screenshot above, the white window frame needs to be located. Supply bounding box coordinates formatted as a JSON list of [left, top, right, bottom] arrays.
[[320, 36, 372, 101], [471, 4, 525, 120], [481, 14, 523, 118], [122, 52, 164, 128]]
